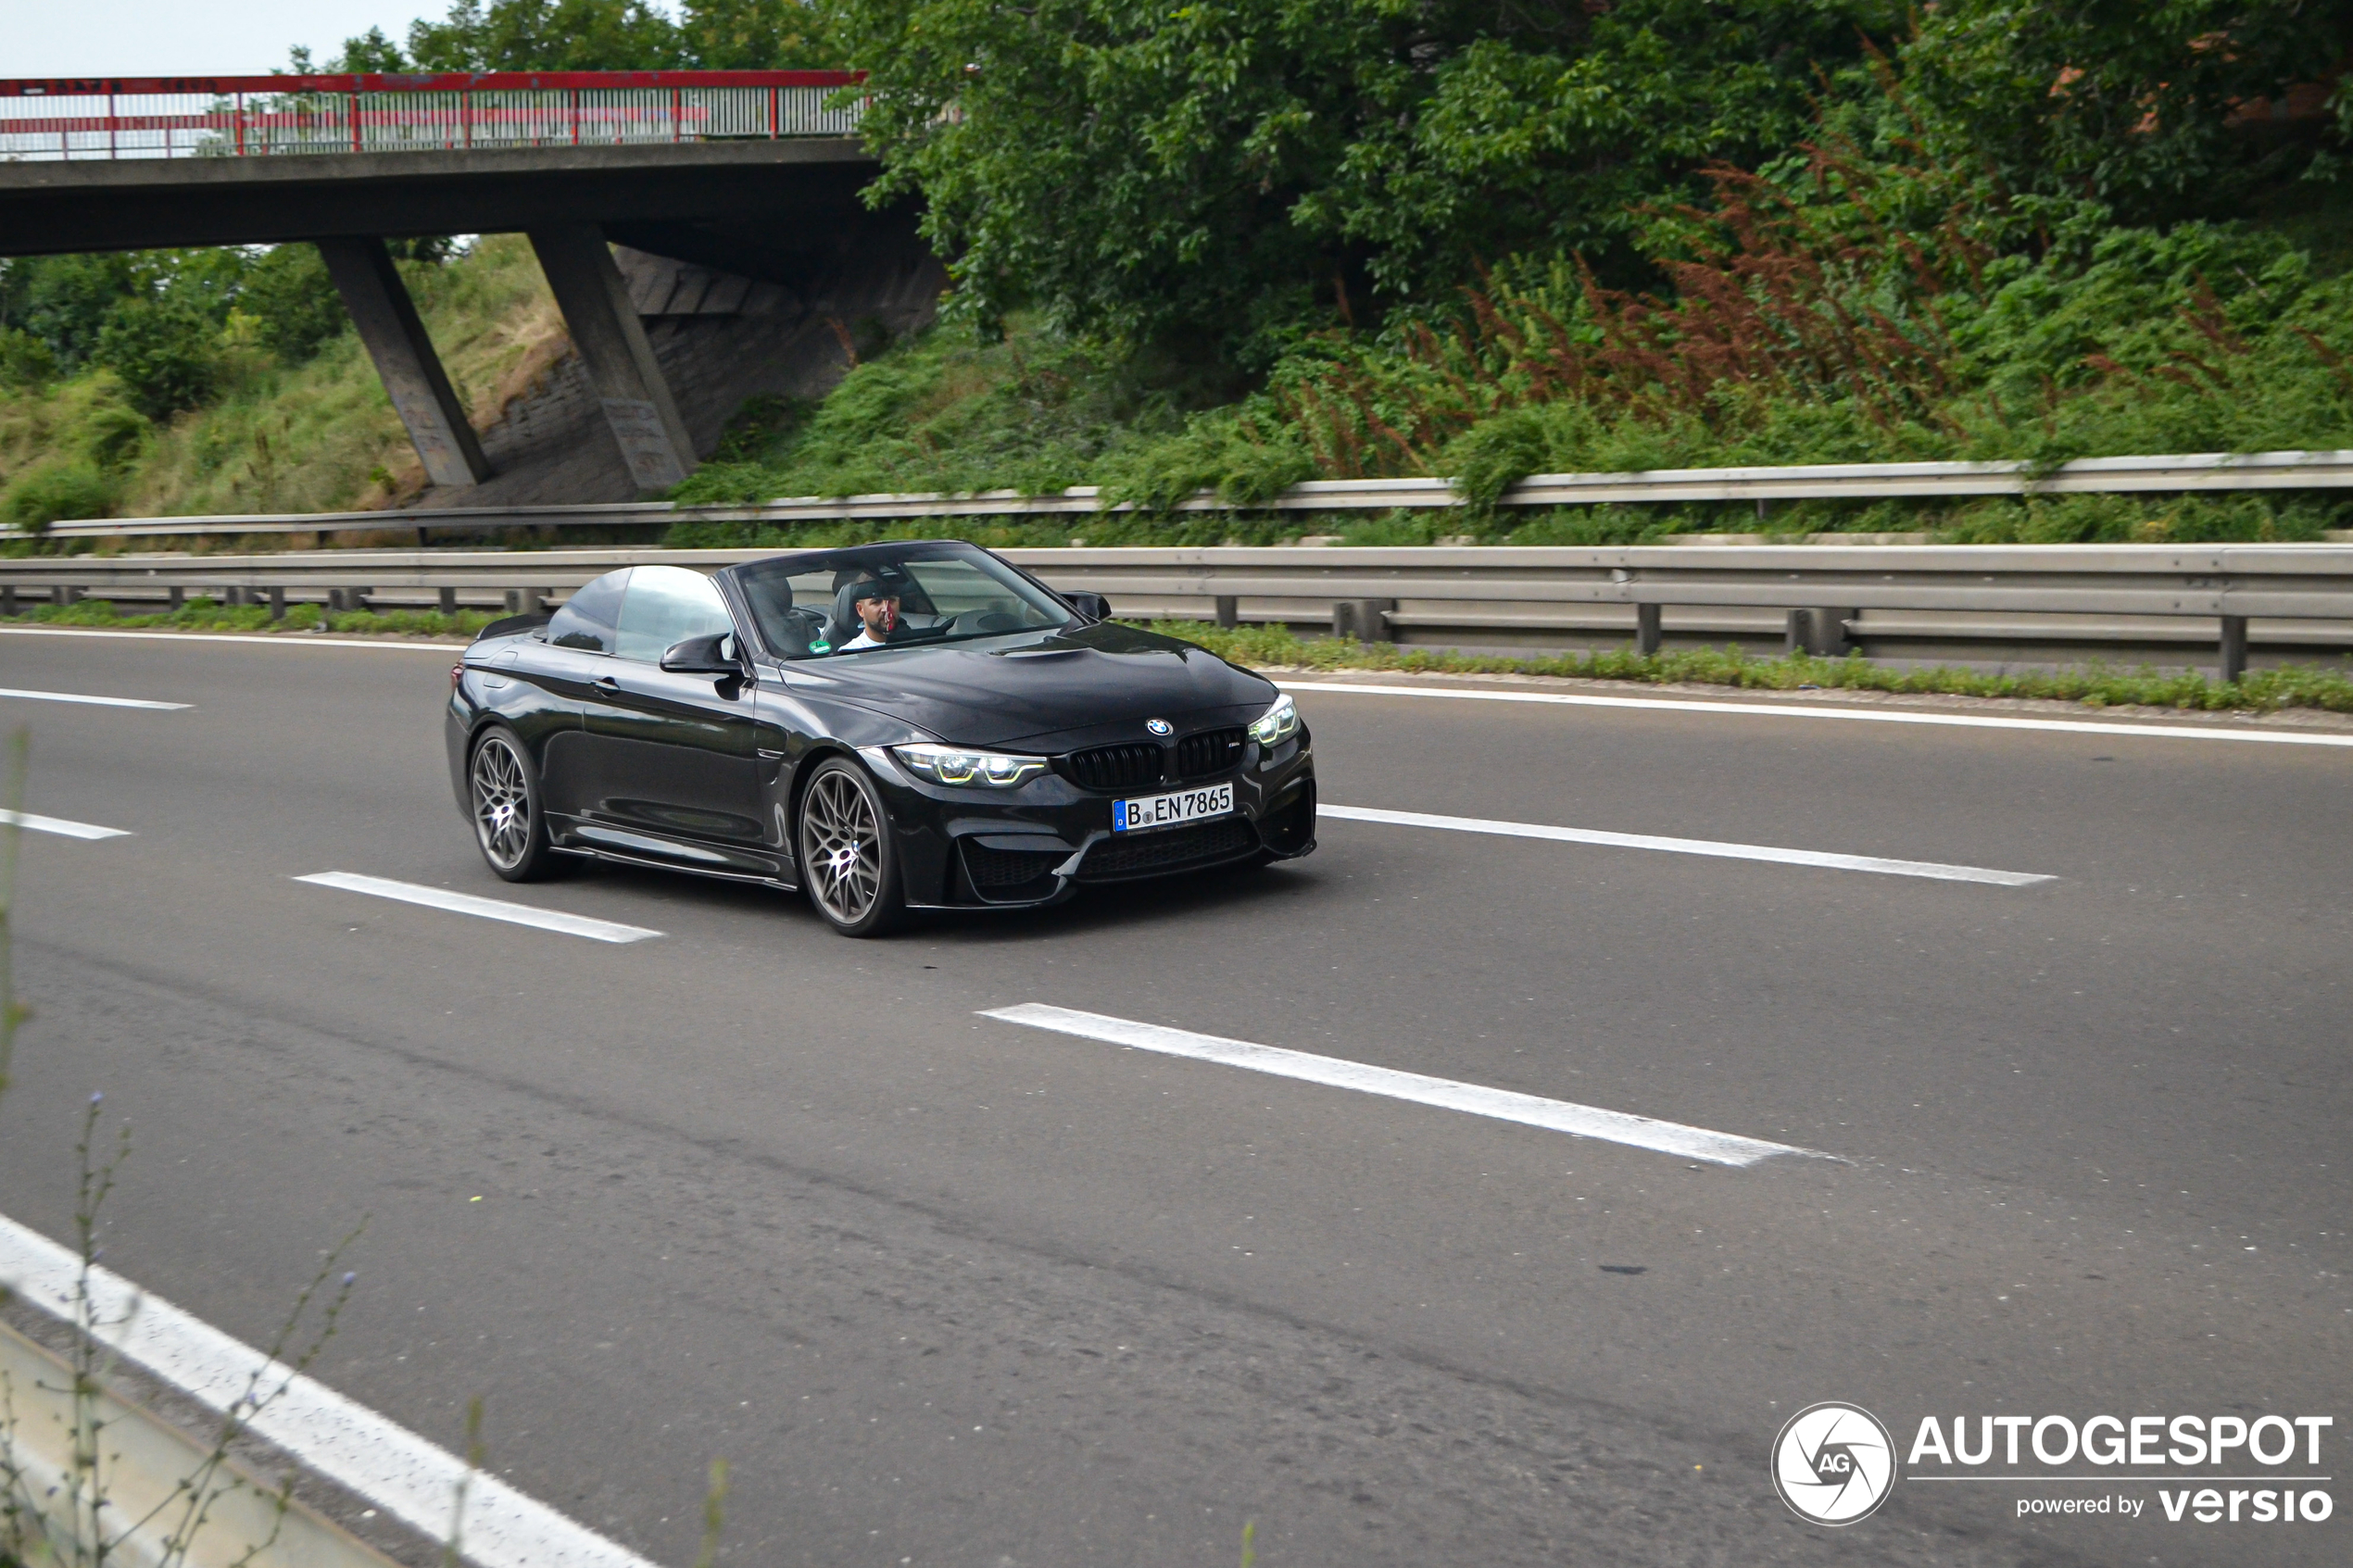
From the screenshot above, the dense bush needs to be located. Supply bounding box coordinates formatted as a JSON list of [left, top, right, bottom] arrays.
[[0, 330, 56, 391], [0, 246, 350, 432], [1, 462, 112, 529], [92, 296, 221, 419], [236, 245, 348, 362]]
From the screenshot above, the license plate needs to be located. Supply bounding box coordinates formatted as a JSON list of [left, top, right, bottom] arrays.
[[1113, 782, 1234, 833]]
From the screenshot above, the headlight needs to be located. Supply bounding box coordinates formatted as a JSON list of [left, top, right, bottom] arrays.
[[1247, 694, 1300, 747], [892, 743, 1048, 787]]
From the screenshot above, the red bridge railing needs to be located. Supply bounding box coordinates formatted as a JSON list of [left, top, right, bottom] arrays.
[[0, 71, 863, 160]]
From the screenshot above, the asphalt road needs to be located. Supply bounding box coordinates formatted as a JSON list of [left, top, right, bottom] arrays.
[[0, 625, 2346, 1568]]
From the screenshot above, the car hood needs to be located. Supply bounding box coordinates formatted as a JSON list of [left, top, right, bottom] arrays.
[[776, 621, 1276, 748]]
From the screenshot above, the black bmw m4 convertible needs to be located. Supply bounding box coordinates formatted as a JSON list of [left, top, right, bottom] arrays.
[[445, 540, 1317, 935]]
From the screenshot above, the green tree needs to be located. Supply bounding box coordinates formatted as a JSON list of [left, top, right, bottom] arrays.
[[0, 253, 144, 370], [680, 0, 841, 69], [838, 0, 1902, 363], [334, 27, 416, 72], [307, 0, 839, 73], [405, 0, 686, 70], [239, 245, 348, 363], [92, 295, 220, 419], [1903, 0, 2353, 225]]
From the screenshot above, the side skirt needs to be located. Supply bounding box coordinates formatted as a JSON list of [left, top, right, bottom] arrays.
[[550, 844, 799, 892]]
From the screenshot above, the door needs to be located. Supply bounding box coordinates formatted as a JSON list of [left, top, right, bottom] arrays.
[[573, 565, 768, 864]]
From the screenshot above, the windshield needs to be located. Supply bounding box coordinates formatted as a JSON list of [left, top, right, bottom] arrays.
[[732, 542, 1076, 660]]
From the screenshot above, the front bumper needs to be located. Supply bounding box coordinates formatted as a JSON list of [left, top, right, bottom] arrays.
[[862, 732, 1317, 909]]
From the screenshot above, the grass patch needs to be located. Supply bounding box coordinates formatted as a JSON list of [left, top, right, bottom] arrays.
[[3, 596, 494, 638], [1151, 620, 2353, 715], [1, 236, 564, 525]]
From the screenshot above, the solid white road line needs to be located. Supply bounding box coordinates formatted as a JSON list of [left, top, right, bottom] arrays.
[[0, 1212, 660, 1568], [1322, 803, 2053, 886], [0, 809, 132, 841], [0, 627, 455, 651], [982, 1003, 1824, 1167], [295, 872, 663, 943], [1279, 678, 2353, 748], [0, 684, 191, 709]]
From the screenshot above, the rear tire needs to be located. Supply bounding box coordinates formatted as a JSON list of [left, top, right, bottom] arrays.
[[469, 726, 561, 882], [797, 758, 906, 936]]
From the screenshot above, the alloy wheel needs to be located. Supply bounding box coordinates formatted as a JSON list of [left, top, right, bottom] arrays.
[[471, 734, 533, 870], [802, 768, 883, 925]]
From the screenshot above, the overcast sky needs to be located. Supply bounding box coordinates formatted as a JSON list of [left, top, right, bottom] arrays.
[[3, 0, 432, 78]]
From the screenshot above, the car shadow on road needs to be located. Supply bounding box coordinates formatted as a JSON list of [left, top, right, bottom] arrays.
[[555, 851, 1332, 945], [928, 858, 1331, 948]]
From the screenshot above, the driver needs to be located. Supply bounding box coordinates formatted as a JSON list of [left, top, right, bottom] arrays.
[[840, 579, 910, 650]]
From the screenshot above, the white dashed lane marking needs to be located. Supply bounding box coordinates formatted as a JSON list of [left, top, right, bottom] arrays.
[[0, 809, 132, 841], [1321, 803, 2054, 886], [0, 684, 190, 709], [294, 872, 664, 943], [982, 1003, 1828, 1168]]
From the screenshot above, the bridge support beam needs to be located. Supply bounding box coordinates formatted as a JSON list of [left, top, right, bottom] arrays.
[[316, 238, 494, 490], [527, 224, 697, 493]]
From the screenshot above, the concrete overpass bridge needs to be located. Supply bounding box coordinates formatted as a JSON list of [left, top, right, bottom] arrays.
[[0, 73, 943, 497]]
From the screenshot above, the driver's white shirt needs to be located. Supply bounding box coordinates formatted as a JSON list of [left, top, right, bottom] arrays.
[[842, 628, 885, 650]]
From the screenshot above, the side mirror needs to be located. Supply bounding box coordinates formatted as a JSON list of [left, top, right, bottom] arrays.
[[1063, 591, 1111, 623], [661, 632, 743, 675]]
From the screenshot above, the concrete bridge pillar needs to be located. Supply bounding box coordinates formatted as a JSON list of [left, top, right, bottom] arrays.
[[316, 238, 494, 490], [527, 224, 698, 493]]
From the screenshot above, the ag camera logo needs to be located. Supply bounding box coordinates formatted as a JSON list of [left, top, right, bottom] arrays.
[[1772, 1402, 1898, 1524]]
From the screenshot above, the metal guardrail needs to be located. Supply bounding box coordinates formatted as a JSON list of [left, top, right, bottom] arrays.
[[33, 449, 2353, 542], [0, 70, 861, 160], [8, 542, 2353, 680]]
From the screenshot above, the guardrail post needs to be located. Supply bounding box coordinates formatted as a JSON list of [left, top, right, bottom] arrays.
[[1634, 603, 1663, 657], [1785, 608, 1856, 659], [1, 585, 14, 619], [504, 589, 524, 617], [1215, 595, 1239, 630], [268, 586, 285, 621], [1332, 598, 1393, 643], [439, 587, 459, 615], [167, 587, 182, 612], [2220, 615, 2249, 684], [55, 585, 81, 608]]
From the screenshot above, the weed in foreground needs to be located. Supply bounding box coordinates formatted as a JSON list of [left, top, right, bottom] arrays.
[[0, 1086, 364, 1568], [0, 726, 370, 1568], [0, 731, 733, 1568]]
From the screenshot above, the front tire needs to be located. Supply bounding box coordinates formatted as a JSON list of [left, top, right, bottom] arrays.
[[797, 758, 906, 936], [469, 726, 561, 882]]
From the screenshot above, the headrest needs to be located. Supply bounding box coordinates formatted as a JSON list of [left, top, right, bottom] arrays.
[[742, 574, 793, 614]]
